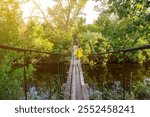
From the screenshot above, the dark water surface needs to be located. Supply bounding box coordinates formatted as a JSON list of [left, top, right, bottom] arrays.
[[27, 62, 68, 100], [27, 62, 150, 100], [83, 63, 150, 99]]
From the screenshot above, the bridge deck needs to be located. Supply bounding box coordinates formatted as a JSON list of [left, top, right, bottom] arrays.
[[64, 47, 89, 100]]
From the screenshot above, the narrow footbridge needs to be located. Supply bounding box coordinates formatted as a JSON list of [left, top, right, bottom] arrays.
[[1, 44, 150, 100], [64, 47, 89, 100], [0, 44, 89, 100]]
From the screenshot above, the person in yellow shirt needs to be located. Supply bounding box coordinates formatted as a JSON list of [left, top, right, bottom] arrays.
[[76, 46, 83, 60]]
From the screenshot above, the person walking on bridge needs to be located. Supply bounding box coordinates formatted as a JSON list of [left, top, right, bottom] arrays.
[[76, 46, 83, 60], [72, 45, 78, 60]]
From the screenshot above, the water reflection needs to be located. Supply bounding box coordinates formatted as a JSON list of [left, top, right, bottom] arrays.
[[84, 63, 150, 100], [27, 62, 150, 100], [27, 62, 68, 100]]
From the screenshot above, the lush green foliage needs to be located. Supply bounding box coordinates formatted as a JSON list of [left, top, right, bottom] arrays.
[[0, 52, 35, 99], [0, 0, 21, 45], [93, 0, 150, 64], [0, 0, 150, 99], [78, 31, 111, 66], [0, 0, 87, 99]]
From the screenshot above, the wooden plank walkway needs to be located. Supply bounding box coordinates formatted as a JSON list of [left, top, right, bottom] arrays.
[[64, 47, 89, 100]]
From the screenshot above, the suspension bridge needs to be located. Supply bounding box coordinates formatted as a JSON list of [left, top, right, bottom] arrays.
[[64, 46, 89, 100], [0, 44, 89, 100], [1, 44, 150, 100]]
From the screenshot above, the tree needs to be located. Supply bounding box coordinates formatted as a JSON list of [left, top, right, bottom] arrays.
[[94, 0, 150, 63], [78, 31, 111, 66], [22, 0, 88, 53], [48, 0, 87, 32], [0, 0, 25, 99], [0, 0, 22, 45], [21, 19, 53, 51]]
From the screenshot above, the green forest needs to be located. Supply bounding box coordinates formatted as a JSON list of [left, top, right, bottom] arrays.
[[0, 0, 150, 100]]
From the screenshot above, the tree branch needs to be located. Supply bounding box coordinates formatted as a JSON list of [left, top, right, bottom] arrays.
[[31, 0, 58, 33]]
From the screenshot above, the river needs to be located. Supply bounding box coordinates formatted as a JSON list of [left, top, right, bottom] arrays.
[[27, 62, 150, 100]]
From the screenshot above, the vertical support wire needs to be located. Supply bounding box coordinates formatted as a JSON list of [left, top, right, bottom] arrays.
[[49, 55, 52, 99], [123, 52, 126, 64], [123, 52, 126, 99], [123, 75, 126, 100], [24, 52, 27, 100]]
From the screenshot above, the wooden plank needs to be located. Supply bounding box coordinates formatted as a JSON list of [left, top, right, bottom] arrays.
[[64, 60, 73, 100], [76, 60, 84, 100], [64, 47, 89, 100], [78, 60, 89, 100], [78, 60, 85, 85], [82, 84, 89, 100], [71, 59, 76, 100]]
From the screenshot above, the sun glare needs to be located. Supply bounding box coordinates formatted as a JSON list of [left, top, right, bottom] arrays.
[[21, 0, 99, 24]]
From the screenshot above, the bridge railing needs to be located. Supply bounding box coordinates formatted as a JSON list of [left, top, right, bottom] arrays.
[[0, 44, 52, 100], [98, 44, 150, 55], [89, 44, 150, 99], [89, 44, 150, 63]]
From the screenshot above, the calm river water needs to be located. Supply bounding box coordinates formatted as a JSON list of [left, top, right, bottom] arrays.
[[27, 62, 150, 100]]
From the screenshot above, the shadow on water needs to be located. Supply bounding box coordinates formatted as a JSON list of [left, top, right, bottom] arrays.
[[83, 63, 150, 100]]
